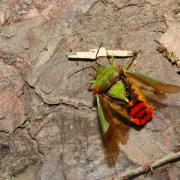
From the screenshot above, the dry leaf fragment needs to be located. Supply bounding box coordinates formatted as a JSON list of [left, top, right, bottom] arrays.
[[0, 10, 10, 26], [157, 17, 180, 68]]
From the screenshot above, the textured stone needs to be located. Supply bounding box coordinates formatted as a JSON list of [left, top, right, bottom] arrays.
[[0, 0, 179, 179]]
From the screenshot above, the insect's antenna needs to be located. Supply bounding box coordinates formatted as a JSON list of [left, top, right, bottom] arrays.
[[95, 42, 103, 65], [68, 66, 96, 79], [126, 52, 137, 70]]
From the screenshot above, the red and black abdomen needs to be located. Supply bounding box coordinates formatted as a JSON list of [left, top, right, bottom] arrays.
[[128, 100, 152, 126], [103, 75, 153, 126]]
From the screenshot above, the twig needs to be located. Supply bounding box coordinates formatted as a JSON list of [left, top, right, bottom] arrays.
[[68, 47, 135, 60], [112, 151, 180, 179]]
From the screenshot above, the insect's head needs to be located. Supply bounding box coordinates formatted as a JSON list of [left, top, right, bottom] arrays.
[[89, 86, 100, 94]]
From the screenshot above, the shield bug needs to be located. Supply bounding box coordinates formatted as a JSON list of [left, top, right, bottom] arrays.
[[68, 48, 180, 166]]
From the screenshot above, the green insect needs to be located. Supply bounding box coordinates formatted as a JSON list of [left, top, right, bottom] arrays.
[[69, 49, 180, 166]]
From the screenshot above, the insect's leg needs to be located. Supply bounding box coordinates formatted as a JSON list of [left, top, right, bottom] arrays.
[[95, 42, 103, 65], [125, 52, 138, 70]]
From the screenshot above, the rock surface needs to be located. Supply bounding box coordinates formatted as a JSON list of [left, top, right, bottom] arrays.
[[0, 0, 180, 179]]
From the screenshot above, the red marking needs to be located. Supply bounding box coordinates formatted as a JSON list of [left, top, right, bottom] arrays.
[[133, 118, 142, 125], [90, 87, 100, 94], [129, 102, 145, 117], [128, 99, 153, 125], [136, 109, 146, 118], [146, 107, 153, 114], [132, 107, 153, 125], [115, 65, 122, 73], [129, 100, 134, 107]]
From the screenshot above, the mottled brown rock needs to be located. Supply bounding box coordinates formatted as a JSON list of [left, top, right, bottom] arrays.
[[157, 16, 180, 68], [0, 0, 179, 179]]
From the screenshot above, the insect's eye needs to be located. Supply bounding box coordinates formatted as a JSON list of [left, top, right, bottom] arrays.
[[116, 65, 122, 73]]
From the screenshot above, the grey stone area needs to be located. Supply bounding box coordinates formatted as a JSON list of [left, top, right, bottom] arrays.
[[0, 0, 180, 179]]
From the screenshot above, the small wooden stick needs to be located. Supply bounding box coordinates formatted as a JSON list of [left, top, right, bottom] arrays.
[[68, 47, 135, 60], [114, 151, 180, 179]]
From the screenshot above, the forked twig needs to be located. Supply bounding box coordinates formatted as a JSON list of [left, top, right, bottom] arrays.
[[112, 151, 180, 179]]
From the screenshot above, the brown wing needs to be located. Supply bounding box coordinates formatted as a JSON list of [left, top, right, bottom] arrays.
[[99, 95, 129, 166], [125, 71, 180, 94]]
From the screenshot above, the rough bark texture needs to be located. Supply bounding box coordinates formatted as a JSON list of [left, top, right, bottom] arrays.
[[0, 0, 180, 179]]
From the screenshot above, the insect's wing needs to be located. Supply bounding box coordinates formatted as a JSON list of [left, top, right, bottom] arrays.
[[125, 70, 180, 94], [96, 94, 129, 166], [104, 79, 153, 126]]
